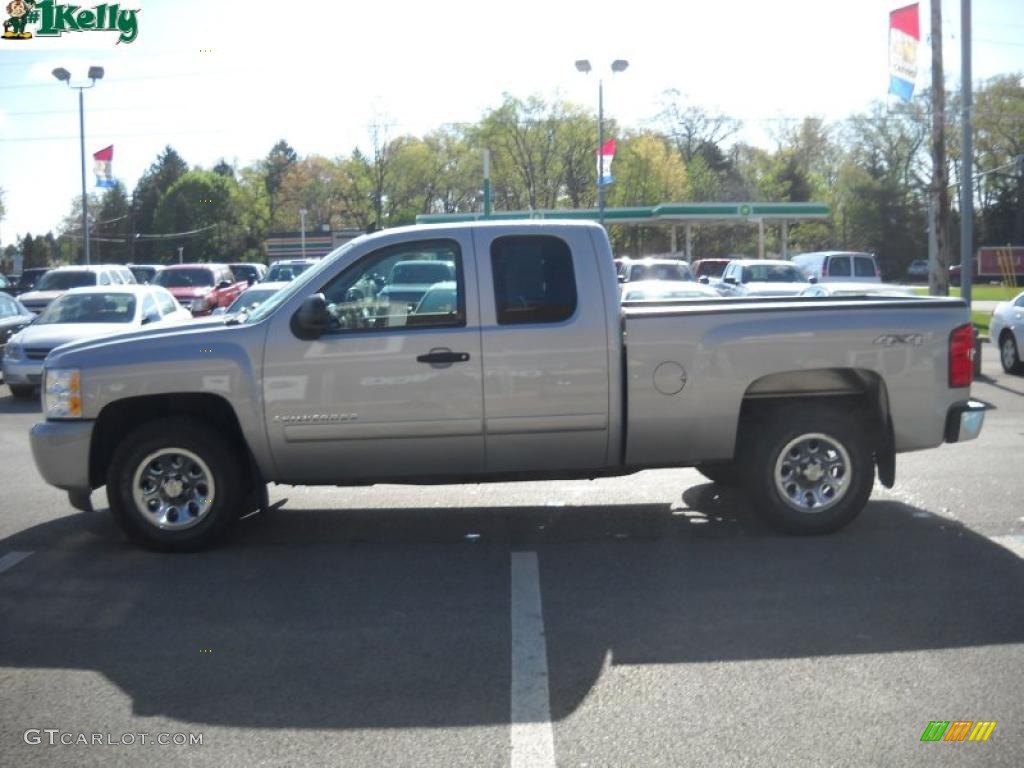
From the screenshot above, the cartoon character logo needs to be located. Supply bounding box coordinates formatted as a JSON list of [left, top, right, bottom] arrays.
[[2, 0, 37, 39]]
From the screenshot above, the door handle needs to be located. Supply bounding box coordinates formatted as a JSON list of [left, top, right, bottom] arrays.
[[416, 350, 470, 364]]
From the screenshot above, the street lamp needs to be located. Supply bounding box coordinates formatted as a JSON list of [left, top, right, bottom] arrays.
[[575, 59, 629, 226], [299, 209, 308, 259], [53, 65, 104, 266]]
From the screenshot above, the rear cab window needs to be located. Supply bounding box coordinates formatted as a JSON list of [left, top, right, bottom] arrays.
[[491, 235, 577, 325]]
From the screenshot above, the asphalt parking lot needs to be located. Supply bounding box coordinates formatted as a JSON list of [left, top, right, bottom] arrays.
[[0, 344, 1022, 767]]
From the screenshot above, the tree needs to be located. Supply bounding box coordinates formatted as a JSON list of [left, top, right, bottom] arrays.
[[154, 170, 241, 262], [262, 140, 298, 229], [93, 182, 132, 263], [131, 146, 189, 261], [212, 159, 235, 178]]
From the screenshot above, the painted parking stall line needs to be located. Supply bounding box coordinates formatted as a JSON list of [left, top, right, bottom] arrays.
[[510, 551, 556, 768], [0, 551, 33, 575]]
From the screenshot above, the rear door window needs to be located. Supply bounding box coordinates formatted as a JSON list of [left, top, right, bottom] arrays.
[[854, 256, 877, 277], [827, 256, 851, 277], [491, 235, 576, 325]]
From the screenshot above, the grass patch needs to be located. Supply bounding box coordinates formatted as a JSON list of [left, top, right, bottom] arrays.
[[971, 311, 990, 335], [910, 284, 1020, 301]]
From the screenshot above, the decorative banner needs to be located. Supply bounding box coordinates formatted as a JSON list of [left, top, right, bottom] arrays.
[[93, 145, 114, 188], [597, 138, 616, 186], [889, 3, 920, 102]]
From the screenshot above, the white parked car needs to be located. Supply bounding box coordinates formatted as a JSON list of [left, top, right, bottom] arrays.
[[620, 280, 721, 301], [16, 264, 137, 314], [990, 290, 1024, 374], [717, 259, 811, 297], [618, 258, 694, 284], [2, 285, 191, 398]]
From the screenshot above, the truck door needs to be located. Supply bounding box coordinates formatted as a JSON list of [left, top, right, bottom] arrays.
[[473, 229, 612, 473], [261, 234, 485, 483]]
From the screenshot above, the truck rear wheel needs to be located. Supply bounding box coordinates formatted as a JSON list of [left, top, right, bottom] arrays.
[[745, 404, 873, 535], [106, 418, 242, 551]]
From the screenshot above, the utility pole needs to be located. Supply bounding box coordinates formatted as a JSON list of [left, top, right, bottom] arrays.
[[929, 0, 950, 295], [959, 0, 974, 306]]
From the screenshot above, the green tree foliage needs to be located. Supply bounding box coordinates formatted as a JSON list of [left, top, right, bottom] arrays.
[[131, 146, 189, 261], [154, 170, 242, 262], [262, 140, 298, 229]]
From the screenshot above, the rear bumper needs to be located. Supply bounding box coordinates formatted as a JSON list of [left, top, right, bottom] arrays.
[[944, 399, 990, 443], [30, 419, 94, 492]]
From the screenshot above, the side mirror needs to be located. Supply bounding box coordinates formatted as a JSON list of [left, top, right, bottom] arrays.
[[217, 280, 232, 289], [698, 276, 710, 284], [808, 276, 818, 284], [141, 312, 161, 325], [291, 293, 330, 340], [617, 274, 626, 284], [247, 276, 256, 286], [723, 276, 737, 285]]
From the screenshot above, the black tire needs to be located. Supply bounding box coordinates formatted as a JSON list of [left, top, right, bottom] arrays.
[[743, 403, 874, 535], [999, 332, 1024, 374], [106, 418, 244, 551], [695, 462, 743, 487], [8, 384, 35, 399]]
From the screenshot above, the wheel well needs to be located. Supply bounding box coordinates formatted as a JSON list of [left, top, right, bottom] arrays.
[[737, 368, 894, 487], [90, 394, 252, 488], [999, 328, 1015, 343]]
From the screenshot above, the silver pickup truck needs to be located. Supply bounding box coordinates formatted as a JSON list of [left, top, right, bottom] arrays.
[[29, 221, 986, 551]]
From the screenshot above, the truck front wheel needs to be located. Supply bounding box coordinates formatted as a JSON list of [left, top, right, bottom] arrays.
[[745, 404, 873, 535], [106, 418, 242, 551]]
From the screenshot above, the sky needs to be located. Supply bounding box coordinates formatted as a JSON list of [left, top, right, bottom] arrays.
[[1, 0, 1022, 248]]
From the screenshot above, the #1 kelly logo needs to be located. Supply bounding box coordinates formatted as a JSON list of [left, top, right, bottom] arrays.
[[2, 1, 139, 43]]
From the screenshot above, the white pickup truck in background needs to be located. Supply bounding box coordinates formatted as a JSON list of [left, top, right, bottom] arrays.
[[30, 221, 987, 550]]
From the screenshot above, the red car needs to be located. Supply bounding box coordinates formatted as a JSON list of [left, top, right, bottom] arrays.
[[153, 264, 246, 316]]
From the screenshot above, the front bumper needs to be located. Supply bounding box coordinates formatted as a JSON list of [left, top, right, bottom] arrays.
[[30, 420, 94, 492], [2, 357, 44, 387], [944, 399, 990, 443]]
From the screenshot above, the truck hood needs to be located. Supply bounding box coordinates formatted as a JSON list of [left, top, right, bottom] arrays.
[[11, 322, 140, 351], [165, 286, 214, 299], [16, 290, 63, 305], [45, 316, 227, 367]]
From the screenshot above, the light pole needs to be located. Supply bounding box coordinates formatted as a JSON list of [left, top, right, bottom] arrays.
[[575, 59, 629, 226], [299, 209, 308, 259], [52, 66, 104, 266]]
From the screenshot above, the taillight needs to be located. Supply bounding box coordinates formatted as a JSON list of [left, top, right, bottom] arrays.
[[949, 323, 974, 388]]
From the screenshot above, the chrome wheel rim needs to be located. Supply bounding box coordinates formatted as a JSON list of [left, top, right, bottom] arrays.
[[1001, 337, 1017, 369], [131, 447, 215, 530], [773, 432, 851, 513]]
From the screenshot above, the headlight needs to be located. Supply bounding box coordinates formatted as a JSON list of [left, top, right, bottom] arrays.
[[3, 342, 22, 360], [43, 368, 82, 419]]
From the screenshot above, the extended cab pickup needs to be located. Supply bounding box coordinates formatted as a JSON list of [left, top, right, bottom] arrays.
[[29, 222, 987, 551]]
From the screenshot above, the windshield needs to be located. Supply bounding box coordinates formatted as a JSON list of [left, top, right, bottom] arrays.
[[35, 293, 137, 325], [628, 263, 692, 282], [129, 266, 157, 283], [742, 265, 805, 283], [231, 264, 263, 281], [0, 295, 26, 318], [155, 268, 214, 288], [694, 261, 727, 278], [227, 287, 279, 313], [36, 271, 97, 291], [265, 262, 313, 282], [245, 241, 359, 324]]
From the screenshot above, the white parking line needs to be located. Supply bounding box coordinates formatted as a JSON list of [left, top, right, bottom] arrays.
[[510, 551, 556, 768], [0, 551, 33, 575], [990, 535, 1024, 560]]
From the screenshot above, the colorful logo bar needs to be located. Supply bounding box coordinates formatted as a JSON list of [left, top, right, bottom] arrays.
[[920, 721, 997, 742]]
